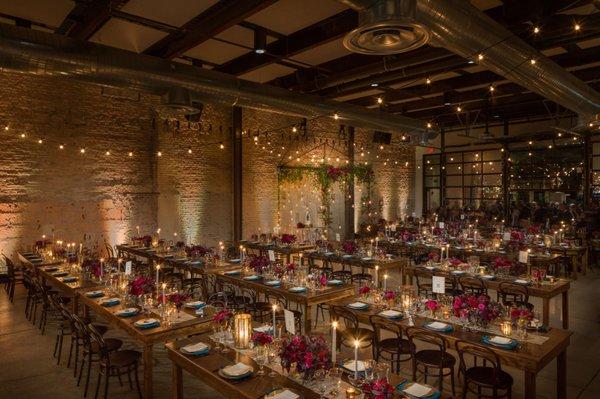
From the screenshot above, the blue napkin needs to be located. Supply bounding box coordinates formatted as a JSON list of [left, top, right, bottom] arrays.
[[482, 335, 519, 350]]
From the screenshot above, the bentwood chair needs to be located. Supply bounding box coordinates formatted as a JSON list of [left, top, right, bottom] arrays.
[[496, 282, 533, 309], [458, 276, 488, 296], [456, 340, 513, 398], [414, 269, 433, 297], [369, 315, 413, 373], [330, 305, 374, 353], [267, 291, 303, 332], [406, 327, 456, 396], [87, 324, 142, 399]]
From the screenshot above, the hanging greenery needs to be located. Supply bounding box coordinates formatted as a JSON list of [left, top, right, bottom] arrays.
[[277, 164, 374, 228]]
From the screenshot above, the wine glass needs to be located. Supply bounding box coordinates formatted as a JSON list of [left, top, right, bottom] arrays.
[[211, 325, 222, 352], [314, 369, 328, 399], [363, 359, 375, 382], [328, 367, 342, 396], [255, 346, 267, 375], [267, 344, 278, 377]]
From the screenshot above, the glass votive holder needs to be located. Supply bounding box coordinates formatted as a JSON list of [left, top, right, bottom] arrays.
[[500, 320, 512, 336]]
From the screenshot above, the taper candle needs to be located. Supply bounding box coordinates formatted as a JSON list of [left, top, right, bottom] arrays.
[[331, 321, 338, 365]]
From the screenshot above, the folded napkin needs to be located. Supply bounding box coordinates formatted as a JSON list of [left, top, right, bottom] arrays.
[[222, 362, 252, 377], [229, 259, 241, 263], [289, 286, 307, 292], [343, 360, 366, 372], [266, 280, 281, 286], [86, 290, 104, 297], [136, 318, 159, 326], [348, 302, 368, 308], [489, 336, 512, 345], [181, 342, 208, 353], [428, 322, 449, 330], [514, 279, 529, 284], [328, 279, 343, 285], [403, 383, 433, 397], [225, 270, 241, 275], [482, 275, 495, 279], [362, 257, 373, 261], [270, 390, 299, 399], [102, 297, 120, 304], [185, 301, 206, 308], [253, 325, 273, 333], [379, 310, 402, 318], [244, 275, 260, 280], [117, 308, 138, 315]]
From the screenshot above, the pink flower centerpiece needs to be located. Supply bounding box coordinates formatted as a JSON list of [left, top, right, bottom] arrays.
[[279, 334, 331, 379], [428, 251, 440, 262], [250, 255, 270, 274], [168, 292, 189, 310], [212, 309, 233, 326], [82, 259, 102, 279], [342, 240, 357, 255], [185, 245, 211, 258], [383, 290, 396, 300], [425, 299, 439, 314], [361, 378, 395, 399], [251, 331, 274, 347], [453, 294, 502, 326], [281, 234, 297, 245], [128, 276, 155, 296], [358, 285, 371, 299]]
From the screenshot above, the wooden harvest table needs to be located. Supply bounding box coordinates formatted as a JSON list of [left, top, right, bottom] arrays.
[[216, 272, 355, 334], [333, 297, 572, 399], [404, 265, 571, 329], [18, 251, 62, 269], [78, 288, 214, 399], [166, 332, 431, 399], [241, 241, 315, 263], [306, 251, 407, 272]]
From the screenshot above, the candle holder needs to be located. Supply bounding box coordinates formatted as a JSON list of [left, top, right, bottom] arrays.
[[500, 320, 512, 336], [233, 313, 252, 349]]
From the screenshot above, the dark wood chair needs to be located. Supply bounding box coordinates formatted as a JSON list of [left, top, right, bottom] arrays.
[[369, 315, 413, 373], [456, 340, 513, 399], [267, 291, 303, 332], [406, 327, 456, 396], [459, 276, 488, 296], [330, 305, 374, 353], [414, 269, 433, 296], [87, 324, 142, 399], [496, 282, 532, 309]]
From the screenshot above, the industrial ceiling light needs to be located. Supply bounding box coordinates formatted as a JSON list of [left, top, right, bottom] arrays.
[[254, 28, 267, 54]]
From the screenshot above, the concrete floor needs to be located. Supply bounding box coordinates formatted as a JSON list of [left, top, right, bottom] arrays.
[[1, 271, 600, 398]]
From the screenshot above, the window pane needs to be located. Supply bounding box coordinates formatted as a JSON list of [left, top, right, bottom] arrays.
[[446, 175, 462, 186], [468, 163, 482, 174], [483, 174, 501, 186], [446, 163, 462, 174], [445, 153, 462, 163], [464, 174, 482, 186], [593, 156, 600, 170], [425, 176, 440, 187], [425, 165, 440, 176], [483, 150, 501, 161], [446, 187, 462, 199], [483, 161, 501, 173]]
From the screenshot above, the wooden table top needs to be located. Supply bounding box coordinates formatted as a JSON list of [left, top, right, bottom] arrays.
[[406, 264, 571, 298], [36, 264, 102, 295], [78, 288, 214, 345], [332, 296, 572, 373], [305, 250, 406, 271], [241, 241, 315, 254], [216, 272, 355, 306], [166, 332, 426, 399], [18, 251, 62, 269]]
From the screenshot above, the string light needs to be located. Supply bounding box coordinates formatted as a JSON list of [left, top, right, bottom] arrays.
[[219, 142, 225, 149], [37, 139, 43, 144], [292, 126, 297, 133], [456, 106, 462, 112], [105, 151, 110, 156], [533, 26, 540, 34], [530, 58, 536, 65], [59, 144, 64, 150], [4, 126, 8, 131], [574, 23, 581, 31], [20, 133, 25, 138], [478, 53, 484, 61], [128, 151, 133, 157], [333, 113, 339, 120], [426, 78, 431, 84], [427, 122, 432, 128], [489, 85, 495, 92], [80, 148, 85, 154], [377, 97, 383, 104], [157, 151, 162, 157], [188, 148, 192, 154]]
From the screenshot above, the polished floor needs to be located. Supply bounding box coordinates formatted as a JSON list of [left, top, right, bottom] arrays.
[[1, 270, 600, 398]]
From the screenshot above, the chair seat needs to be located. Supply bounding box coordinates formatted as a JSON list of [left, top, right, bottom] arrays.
[[415, 349, 456, 368], [108, 350, 141, 368], [466, 366, 513, 388], [379, 338, 413, 354], [90, 338, 123, 354]]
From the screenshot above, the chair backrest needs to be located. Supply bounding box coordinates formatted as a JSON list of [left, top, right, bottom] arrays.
[[459, 276, 487, 296], [456, 340, 503, 380], [266, 291, 288, 309], [207, 291, 229, 308], [330, 305, 359, 330], [406, 327, 448, 366], [497, 282, 529, 306], [87, 323, 110, 359], [369, 314, 404, 343]]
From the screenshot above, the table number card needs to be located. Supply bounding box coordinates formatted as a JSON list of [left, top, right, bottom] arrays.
[[438, 222, 445, 229], [518, 250, 529, 264], [432, 276, 445, 294], [335, 233, 341, 242], [268, 250, 276, 262], [125, 261, 132, 275], [503, 232, 511, 241], [284, 309, 295, 335]]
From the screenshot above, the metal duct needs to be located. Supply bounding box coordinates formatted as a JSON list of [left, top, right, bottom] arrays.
[[340, 0, 600, 127], [0, 23, 431, 137]]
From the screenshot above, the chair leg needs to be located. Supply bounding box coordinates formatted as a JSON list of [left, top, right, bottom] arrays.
[[117, 373, 123, 387], [127, 368, 133, 390], [94, 367, 102, 399], [103, 368, 109, 399], [462, 376, 468, 399], [77, 355, 85, 386], [67, 336, 74, 369], [53, 330, 60, 358], [438, 367, 443, 393], [57, 332, 64, 365], [134, 364, 142, 399], [84, 355, 92, 397], [450, 367, 455, 397]]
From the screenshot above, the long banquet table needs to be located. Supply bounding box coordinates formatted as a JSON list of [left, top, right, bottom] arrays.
[[404, 264, 571, 329], [216, 271, 355, 334], [305, 250, 407, 272], [240, 241, 315, 263], [332, 296, 572, 399], [78, 287, 214, 399]]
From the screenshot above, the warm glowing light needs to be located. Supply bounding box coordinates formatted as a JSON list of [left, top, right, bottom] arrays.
[[59, 144, 64, 150], [333, 113, 339, 120], [456, 106, 462, 112], [128, 151, 133, 157], [37, 139, 43, 144], [219, 142, 225, 149], [530, 59, 536, 65], [478, 53, 484, 61], [105, 151, 110, 156], [533, 26, 540, 34], [80, 148, 85, 154], [377, 97, 383, 104], [427, 122, 432, 128], [157, 151, 162, 156], [489, 85, 495, 92], [20, 133, 25, 138], [426, 78, 431, 84], [188, 148, 192, 154], [574, 23, 581, 31]]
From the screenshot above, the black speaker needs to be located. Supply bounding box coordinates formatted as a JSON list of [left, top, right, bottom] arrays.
[[373, 131, 392, 145]]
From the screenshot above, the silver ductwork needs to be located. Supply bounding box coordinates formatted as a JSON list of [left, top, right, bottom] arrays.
[[340, 0, 600, 127], [342, 0, 430, 55], [0, 23, 431, 138]]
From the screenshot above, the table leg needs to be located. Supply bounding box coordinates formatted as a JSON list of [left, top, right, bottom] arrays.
[[562, 291, 569, 329], [72, 294, 79, 314], [542, 297, 550, 327], [172, 363, 183, 399], [557, 349, 567, 399], [524, 370, 536, 399], [571, 255, 578, 280], [304, 304, 313, 335], [143, 344, 154, 399]]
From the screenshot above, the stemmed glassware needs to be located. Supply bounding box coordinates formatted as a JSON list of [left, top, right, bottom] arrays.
[[254, 346, 267, 375], [314, 369, 329, 399], [328, 367, 342, 397]]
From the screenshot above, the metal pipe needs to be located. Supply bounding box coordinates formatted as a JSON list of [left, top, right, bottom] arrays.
[[339, 0, 600, 125], [0, 23, 430, 136]]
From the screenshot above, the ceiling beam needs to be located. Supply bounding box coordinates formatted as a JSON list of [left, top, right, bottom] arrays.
[[215, 9, 358, 76], [56, 0, 129, 40], [143, 0, 277, 59]]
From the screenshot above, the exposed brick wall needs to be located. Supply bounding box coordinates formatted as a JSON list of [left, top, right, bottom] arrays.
[[0, 74, 416, 255], [0, 74, 158, 255]]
